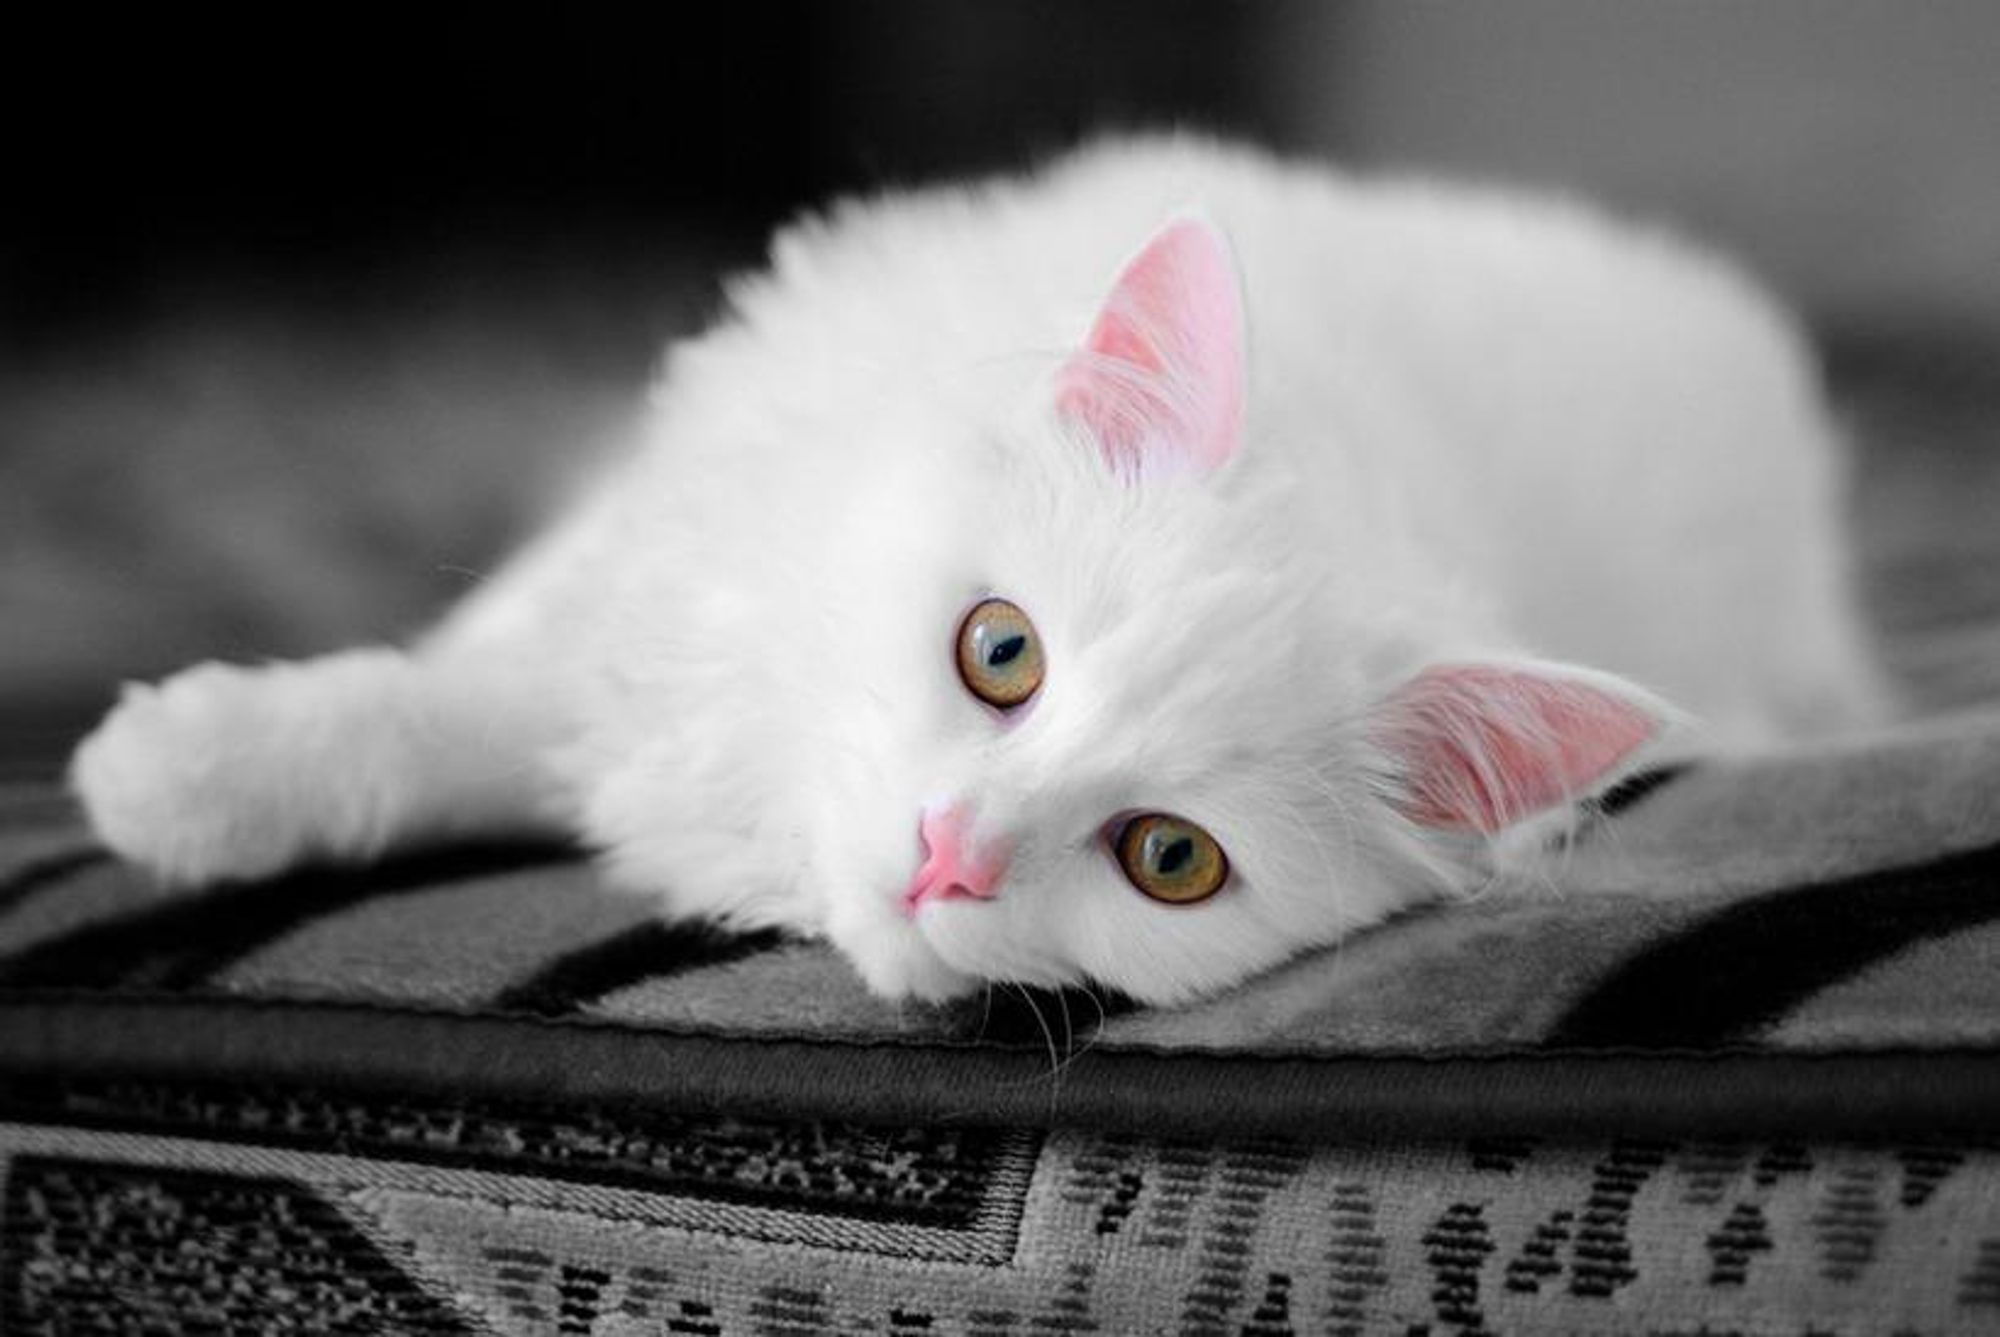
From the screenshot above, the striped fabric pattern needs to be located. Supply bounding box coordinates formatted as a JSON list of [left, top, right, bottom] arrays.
[[5, 710, 2000, 1061], [4, 720, 2000, 1332]]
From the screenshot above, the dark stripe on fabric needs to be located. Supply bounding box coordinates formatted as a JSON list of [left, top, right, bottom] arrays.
[[0, 841, 579, 992], [0, 1076, 1032, 1235], [3, 1155, 485, 1333], [494, 920, 787, 1017], [0, 843, 107, 916], [1588, 764, 1691, 819], [4, 996, 1999, 1141], [1550, 839, 2000, 1048], [951, 986, 1142, 1052]]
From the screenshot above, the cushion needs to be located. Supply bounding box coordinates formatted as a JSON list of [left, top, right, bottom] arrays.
[[4, 711, 2000, 1333]]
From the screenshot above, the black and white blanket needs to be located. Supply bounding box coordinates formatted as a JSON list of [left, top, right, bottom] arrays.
[[3, 714, 2000, 1334], [4, 711, 2000, 1130]]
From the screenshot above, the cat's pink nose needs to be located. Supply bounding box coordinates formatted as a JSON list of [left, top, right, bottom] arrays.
[[902, 801, 1010, 917]]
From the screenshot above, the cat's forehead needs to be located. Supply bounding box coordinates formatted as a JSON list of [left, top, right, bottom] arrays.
[[1017, 566, 1338, 785], [956, 434, 1332, 705]]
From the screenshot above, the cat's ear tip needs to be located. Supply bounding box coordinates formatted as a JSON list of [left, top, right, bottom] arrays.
[[1056, 202, 1247, 477], [1138, 209, 1239, 273], [1156, 206, 1228, 238], [1372, 658, 1680, 834]]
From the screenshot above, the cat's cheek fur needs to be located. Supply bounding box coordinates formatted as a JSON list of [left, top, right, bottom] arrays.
[[1065, 827, 1439, 1007], [900, 799, 1445, 1009]]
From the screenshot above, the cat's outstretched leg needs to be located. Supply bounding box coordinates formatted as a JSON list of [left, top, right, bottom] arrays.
[[71, 467, 620, 887], [70, 645, 569, 887]]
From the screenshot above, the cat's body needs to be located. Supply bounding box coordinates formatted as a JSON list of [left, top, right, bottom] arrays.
[[72, 137, 1886, 1005]]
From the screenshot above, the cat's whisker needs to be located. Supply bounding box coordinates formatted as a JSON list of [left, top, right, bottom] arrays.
[[1268, 769, 1353, 900], [1294, 762, 1363, 844], [1042, 984, 1109, 1102], [1003, 981, 1067, 1095], [1275, 781, 1344, 873], [1054, 983, 1110, 1075], [1050, 986, 1109, 1078], [1305, 767, 1376, 875]]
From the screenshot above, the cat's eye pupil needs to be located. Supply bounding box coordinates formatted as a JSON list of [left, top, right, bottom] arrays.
[[955, 598, 1045, 710], [1114, 813, 1229, 905], [1155, 836, 1194, 876]]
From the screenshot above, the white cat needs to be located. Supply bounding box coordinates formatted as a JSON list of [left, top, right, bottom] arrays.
[[70, 136, 1887, 1006]]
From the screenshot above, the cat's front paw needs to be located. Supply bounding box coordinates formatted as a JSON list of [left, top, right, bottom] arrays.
[[70, 662, 321, 886]]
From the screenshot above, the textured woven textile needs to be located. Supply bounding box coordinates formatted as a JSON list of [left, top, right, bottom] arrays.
[[3, 1079, 1998, 1334], [2, 715, 2000, 1332], [5, 711, 2000, 1067]]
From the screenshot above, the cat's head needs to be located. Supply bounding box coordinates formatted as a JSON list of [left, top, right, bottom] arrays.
[[595, 210, 1676, 1007], [798, 213, 1677, 1008]]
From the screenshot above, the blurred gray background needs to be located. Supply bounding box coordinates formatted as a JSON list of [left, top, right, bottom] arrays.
[[5, 1, 1999, 776]]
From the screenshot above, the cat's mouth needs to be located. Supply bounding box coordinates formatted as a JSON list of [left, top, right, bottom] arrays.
[[901, 872, 998, 918]]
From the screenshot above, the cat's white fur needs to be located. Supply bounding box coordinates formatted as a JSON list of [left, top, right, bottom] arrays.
[[71, 136, 1886, 1006]]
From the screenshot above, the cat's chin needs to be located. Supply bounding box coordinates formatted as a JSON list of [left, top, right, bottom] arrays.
[[819, 903, 982, 1002], [845, 937, 983, 1003]]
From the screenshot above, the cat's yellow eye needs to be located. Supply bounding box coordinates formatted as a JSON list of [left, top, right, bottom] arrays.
[[1114, 813, 1229, 905], [955, 597, 1045, 709]]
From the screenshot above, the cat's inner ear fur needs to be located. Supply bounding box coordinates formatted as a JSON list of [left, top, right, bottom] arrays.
[[1370, 661, 1672, 835], [1055, 212, 1245, 479]]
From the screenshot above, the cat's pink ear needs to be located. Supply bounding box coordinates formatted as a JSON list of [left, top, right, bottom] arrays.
[[1371, 662, 1669, 833], [1055, 214, 1245, 478]]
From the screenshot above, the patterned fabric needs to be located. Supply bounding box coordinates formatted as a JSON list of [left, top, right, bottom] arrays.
[[5, 717, 2000, 1331], [3, 1079, 1998, 1335], [4, 712, 2000, 1058]]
